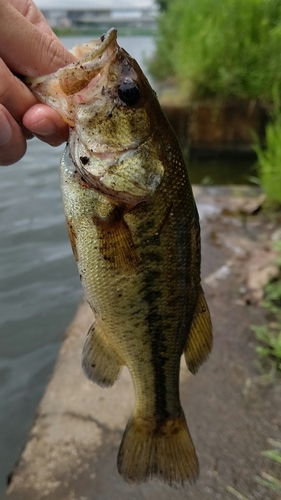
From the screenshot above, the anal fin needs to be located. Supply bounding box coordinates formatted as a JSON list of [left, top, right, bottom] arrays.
[[184, 286, 213, 374], [82, 319, 124, 387]]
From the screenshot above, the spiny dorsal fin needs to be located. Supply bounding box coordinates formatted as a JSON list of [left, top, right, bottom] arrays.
[[184, 287, 213, 374]]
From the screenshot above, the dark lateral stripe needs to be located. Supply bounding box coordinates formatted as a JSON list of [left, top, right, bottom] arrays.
[[140, 242, 170, 420], [66, 218, 78, 261]]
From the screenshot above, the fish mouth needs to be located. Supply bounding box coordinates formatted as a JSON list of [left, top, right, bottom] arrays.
[[25, 28, 118, 102], [58, 28, 118, 96], [70, 28, 117, 60]]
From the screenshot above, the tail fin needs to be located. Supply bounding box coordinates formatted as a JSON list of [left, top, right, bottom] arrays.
[[117, 408, 199, 487]]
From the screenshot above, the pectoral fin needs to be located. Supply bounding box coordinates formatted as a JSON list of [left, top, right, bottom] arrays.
[[94, 207, 139, 273], [184, 287, 213, 374], [82, 319, 124, 387]]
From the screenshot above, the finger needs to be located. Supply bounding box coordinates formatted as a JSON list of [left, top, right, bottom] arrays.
[[23, 104, 69, 146], [0, 1, 75, 76], [0, 106, 26, 166], [0, 58, 37, 123], [8, 0, 56, 37]]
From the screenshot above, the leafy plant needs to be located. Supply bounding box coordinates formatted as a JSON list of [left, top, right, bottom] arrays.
[[254, 110, 281, 206], [154, 0, 172, 11], [149, 0, 281, 100]]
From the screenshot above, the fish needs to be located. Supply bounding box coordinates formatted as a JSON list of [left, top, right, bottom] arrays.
[[26, 28, 213, 488]]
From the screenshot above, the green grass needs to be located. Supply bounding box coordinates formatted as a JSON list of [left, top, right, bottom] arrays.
[[253, 93, 281, 207], [256, 444, 281, 494], [251, 251, 281, 374], [149, 0, 281, 101], [252, 324, 281, 372]]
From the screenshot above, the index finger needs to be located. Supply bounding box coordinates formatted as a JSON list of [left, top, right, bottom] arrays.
[[8, 0, 56, 37], [0, 0, 75, 77]]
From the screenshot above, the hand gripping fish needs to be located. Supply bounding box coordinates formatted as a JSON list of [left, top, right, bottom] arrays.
[[27, 29, 212, 487]]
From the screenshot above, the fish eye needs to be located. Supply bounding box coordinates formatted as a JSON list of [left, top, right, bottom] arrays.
[[118, 78, 141, 106]]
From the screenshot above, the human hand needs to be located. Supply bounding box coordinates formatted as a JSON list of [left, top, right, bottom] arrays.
[[0, 0, 76, 166]]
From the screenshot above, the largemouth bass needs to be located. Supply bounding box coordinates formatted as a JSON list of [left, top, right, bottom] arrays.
[[27, 29, 212, 487]]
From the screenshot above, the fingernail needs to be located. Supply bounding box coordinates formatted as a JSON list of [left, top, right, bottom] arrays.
[[29, 117, 58, 137], [0, 111, 12, 146]]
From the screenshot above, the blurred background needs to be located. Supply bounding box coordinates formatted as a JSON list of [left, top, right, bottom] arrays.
[[1, 0, 281, 498]]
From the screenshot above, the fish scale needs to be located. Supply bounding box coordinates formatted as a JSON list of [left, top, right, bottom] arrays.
[[26, 28, 213, 488]]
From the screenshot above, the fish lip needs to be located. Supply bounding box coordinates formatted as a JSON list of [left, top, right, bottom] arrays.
[[25, 28, 118, 95], [70, 28, 117, 60], [58, 29, 119, 96]]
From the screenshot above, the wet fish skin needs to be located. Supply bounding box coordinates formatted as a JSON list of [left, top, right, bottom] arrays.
[[27, 29, 212, 487]]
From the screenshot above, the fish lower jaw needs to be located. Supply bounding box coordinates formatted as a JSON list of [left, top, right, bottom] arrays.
[[74, 141, 142, 166], [69, 128, 149, 168], [70, 144, 152, 205], [77, 170, 149, 206]]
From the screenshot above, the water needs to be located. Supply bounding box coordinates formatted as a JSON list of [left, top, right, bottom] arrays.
[[0, 140, 81, 494], [187, 158, 257, 185], [0, 35, 155, 497]]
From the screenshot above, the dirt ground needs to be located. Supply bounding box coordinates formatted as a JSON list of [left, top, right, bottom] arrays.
[[187, 186, 281, 500], [5, 186, 281, 500]]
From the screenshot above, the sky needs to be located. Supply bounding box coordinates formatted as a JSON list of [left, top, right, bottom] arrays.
[[34, 0, 154, 9]]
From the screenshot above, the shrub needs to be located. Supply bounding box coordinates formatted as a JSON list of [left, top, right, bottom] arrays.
[[254, 92, 281, 205], [149, 0, 281, 100]]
